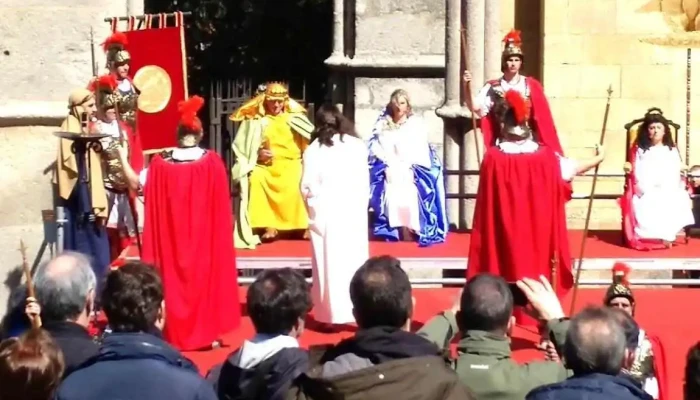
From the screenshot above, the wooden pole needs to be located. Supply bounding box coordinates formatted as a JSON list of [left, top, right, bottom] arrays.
[[570, 85, 613, 314], [460, 29, 482, 165], [19, 240, 42, 329]]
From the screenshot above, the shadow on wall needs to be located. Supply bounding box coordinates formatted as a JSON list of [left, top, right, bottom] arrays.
[[514, 0, 543, 81], [0, 266, 29, 338]]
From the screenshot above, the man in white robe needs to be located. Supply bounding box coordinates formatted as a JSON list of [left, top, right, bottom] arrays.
[[302, 105, 369, 326]]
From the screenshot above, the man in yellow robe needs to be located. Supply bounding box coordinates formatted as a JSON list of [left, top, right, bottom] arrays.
[[230, 82, 314, 249]]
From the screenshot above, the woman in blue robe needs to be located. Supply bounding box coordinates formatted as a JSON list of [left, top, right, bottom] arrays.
[[368, 89, 448, 246]]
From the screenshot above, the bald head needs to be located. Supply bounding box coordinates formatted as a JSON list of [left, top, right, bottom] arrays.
[[34, 252, 96, 323], [564, 307, 626, 375]]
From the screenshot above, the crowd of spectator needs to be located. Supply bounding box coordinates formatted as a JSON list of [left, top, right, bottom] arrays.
[[0, 252, 699, 400]]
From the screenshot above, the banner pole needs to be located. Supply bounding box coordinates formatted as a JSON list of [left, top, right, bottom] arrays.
[[104, 12, 192, 23]]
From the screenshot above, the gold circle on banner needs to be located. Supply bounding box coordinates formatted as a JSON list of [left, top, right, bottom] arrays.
[[133, 65, 172, 114]]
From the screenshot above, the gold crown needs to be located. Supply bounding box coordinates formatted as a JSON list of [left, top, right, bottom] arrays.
[[264, 82, 289, 100]]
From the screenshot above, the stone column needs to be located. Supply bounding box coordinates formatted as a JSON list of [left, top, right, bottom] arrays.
[[442, 0, 462, 225], [330, 0, 344, 58], [484, 0, 501, 80], [463, 0, 485, 228], [444, 0, 461, 108], [327, 0, 345, 108]]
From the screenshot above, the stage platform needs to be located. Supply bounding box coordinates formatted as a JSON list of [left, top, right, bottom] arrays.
[[123, 230, 700, 285]]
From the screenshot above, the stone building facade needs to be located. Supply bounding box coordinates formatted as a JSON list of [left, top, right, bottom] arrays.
[[0, 0, 143, 308], [328, 0, 700, 230], [1, 0, 698, 308]]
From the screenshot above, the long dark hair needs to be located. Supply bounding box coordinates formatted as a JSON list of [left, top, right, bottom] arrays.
[[311, 104, 357, 147], [637, 113, 675, 151]]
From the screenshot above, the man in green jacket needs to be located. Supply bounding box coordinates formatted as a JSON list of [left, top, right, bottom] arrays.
[[418, 275, 571, 399]]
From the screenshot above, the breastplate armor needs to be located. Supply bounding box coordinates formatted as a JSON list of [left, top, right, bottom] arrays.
[[114, 88, 139, 128], [100, 135, 129, 193], [489, 80, 533, 122], [624, 336, 656, 384]]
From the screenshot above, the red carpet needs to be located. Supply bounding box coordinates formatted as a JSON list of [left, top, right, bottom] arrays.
[[120, 230, 700, 261], [185, 286, 699, 400]]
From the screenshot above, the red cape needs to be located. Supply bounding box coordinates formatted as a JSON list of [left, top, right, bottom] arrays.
[[468, 147, 573, 325], [647, 332, 669, 400], [123, 121, 144, 174], [142, 150, 241, 350], [481, 77, 564, 155]]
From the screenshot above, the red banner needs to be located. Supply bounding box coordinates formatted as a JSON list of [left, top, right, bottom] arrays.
[[123, 25, 188, 152]]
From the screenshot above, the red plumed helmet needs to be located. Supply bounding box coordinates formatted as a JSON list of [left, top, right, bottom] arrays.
[[502, 29, 522, 47], [178, 95, 205, 132], [89, 74, 118, 93], [102, 31, 128, 51], [505, 90, 528, 125], [612, 262, 632, 286]]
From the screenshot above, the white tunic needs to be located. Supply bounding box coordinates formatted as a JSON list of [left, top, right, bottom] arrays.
[[301, 134, 369, 324], [632, 145, 694, 241], [369, 115, 432, 232], [474, 76, 529, 118]]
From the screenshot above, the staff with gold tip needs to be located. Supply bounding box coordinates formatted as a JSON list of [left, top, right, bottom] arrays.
[[570, 85, 614, 314]]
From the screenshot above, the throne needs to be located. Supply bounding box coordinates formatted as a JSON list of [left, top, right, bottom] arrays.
[[621, 108, 693, 248]]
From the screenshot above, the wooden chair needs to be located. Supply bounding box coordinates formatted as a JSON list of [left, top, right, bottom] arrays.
[[622, 107, 692, 246]]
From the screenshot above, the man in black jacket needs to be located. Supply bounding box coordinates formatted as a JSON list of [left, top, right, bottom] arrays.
[[56, 261, 216, 400], [33, 251, 100, 377], [287, 256, 473, 400], [207, 268, 311, 400]]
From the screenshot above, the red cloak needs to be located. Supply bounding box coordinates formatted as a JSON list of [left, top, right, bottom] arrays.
[[467, 147, 573, 325], [646, 332, 669, 400], [142, 150, 241, 350], [480, 77, 564, 155]]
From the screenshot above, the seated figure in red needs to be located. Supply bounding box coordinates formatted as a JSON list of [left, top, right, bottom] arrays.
[[620, 110, 694, 249], [466, 88, 604, 326], [118, 96, 241, 350], [605, 263, 668, 400]]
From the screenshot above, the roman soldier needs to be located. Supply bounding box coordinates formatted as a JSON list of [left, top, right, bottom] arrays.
[[464, 29, 563, 154], [604, 262, 668, 400], [102, 31, 139, 130], [117, 96, 241, 351], [89, 75, 144, 261], [467, 89, 604, 327]]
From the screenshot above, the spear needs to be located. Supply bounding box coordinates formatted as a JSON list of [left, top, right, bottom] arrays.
[[460, 28, 482, 165], [19, 240, 42, 329], [570, 85, 613, 314], [90, 26, 98, 76]]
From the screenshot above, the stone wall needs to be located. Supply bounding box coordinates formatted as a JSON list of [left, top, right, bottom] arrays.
[[349, 0, 446, 147], [0, 0, 141, 314], [539, 0, 700, 229]]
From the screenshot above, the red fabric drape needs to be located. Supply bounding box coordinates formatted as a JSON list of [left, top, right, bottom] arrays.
[[647, 332, 669, 400], [142, 151, 241, 350], [468, 147, 573, 326], [124, 27, 186, 151], [480, 77, 564, 156]]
